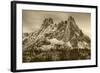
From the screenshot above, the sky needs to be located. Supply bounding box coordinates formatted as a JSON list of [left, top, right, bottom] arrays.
[[22, 10, 91, 37]]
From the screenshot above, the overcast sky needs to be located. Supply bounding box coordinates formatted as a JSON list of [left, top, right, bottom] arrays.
[[22, 10, 91, 37]]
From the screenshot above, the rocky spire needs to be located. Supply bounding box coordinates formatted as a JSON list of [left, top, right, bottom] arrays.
[[63, 16, 80, 42]]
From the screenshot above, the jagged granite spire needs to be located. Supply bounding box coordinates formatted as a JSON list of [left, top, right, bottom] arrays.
[[63, 16, 81, 42]]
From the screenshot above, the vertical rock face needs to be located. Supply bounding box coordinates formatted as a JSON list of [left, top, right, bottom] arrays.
[[64, 16, 73, 42], [63, 16, 81, 42], [23, 16, 91, 50]]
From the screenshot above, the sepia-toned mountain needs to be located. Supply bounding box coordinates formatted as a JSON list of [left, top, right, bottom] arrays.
[[23, 16, 91, 51]]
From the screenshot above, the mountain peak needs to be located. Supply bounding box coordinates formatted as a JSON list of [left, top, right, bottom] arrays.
[[23, 16, 90, 50]]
